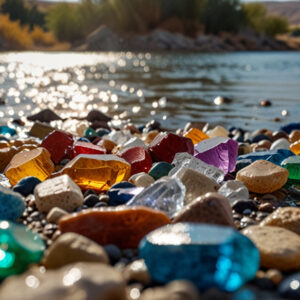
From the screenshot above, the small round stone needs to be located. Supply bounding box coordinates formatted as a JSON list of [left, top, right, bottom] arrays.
[[104, 244, 122, 264], [13, 176, 41, 197], [84, 194, 99, 207]]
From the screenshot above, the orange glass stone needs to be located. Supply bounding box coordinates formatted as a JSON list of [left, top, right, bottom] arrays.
[[0, 141, 10, 149], [0, 147, 17, 172], [59, 206, 170, 248], [58, 154, 131, 191], [97, 139, 117, 153], [184, 128, 209, 145], [5, 147, 55, 186], [290, 130, 300, 144], [290, 140, 300, 155]]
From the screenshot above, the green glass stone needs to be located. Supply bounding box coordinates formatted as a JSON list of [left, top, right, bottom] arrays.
[[281, 156, 300, 180], [84, 127, 98, 137], [0, 221, 45, 279], [148, 162, 174, 180]]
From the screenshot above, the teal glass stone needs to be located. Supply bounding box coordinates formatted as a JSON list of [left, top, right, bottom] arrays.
[[281, 156, 300, 181], [0, 186, 25, 221], [139, 223, 260, 292], [0, 221, 45, 279], [0, 126, 16, 136], [148, 162, 174, 180], [84, 127, 98, 137]]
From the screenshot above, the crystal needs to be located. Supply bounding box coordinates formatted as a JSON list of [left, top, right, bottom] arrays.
[[184, 128, 209, 145], [281, 155, 300, 180], [148, 162, 174, 180], [0, 146, 17, 172], [290, 140, 300, 155], [41, 130, 74, 164], [72, 141, 106, 158], [194, 137, 238, 173], [103, 130, 132, 145], [126, 177, 185, 218], [218, 180, 249, 204], [139, 223, 259, 292], [34, 175, 84, 213], [119, 146, 152, 176], [59, 206, 170, 249], [122, 137, 146, 149], [13, 176, 41, 197], [5, 148, 55, 186], [108, 182, 143, 206], [0, 220, 45, 279], [0, 186, 25, 221], [148, 132, 194, 163], [238, 149, 294, 166], [0, 126, 16, 136], [58, 154, 131, 191]]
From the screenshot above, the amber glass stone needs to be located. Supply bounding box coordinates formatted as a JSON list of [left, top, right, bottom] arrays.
[[0, 147, 17, 172], [5, 147, 55, 186], [58, 154, 131, 191], [59, 206, 170, 248], [290, 140, 300, 155], [184, 128, 209, 145]]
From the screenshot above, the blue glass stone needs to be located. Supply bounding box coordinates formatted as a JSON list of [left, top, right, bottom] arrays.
[[0, 126, 16, 136], [0, 186, 25, 221], [139, 223, 260, 292], [148, 162, 174, 180], [278, 271, 300, 299], [281, 123, 300, 134], [13, 176, 41, 197], [96, 129, 110, 137], [108, 182, 143, 206], [77, 137, 91, 143], [238, 149, 294, 166], [235, 159, 252, 172]]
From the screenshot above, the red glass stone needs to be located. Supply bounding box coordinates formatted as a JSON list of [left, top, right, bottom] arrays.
[[148, 133, 194, 163], [120, 146, 152, 176], [41, 130, 74, 164], [72, 141, 106, 158]]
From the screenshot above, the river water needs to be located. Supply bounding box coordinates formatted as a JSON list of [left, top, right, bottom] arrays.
[[0, 51, 300, 131]]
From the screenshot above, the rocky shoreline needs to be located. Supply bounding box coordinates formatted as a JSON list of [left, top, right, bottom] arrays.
[[78, 26, 294, 52]]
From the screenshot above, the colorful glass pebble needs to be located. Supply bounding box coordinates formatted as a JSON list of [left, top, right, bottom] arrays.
[[148, 133, 194, 163], [59, 206, 170, 248], [194, 137, 238, 173], [139, 223, 259, 292], [120, 146, 152, 176], [148, 162, 174, 180], [41, 130, 74, 164], [290, 140, 300, 155], [282, 156, 300, 181], [0, 147, 17, 172], [5, 148, 55, 186], [0, 221, 45, 279], [72, 141, 106, 158], [184, 128, 209, 144], [0, 126, 16, 136], [58, 154, 131, 191]]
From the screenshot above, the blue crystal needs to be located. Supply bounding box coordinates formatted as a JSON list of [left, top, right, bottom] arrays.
[[0, 186, 25, 221], [139, 223, 260, 292], [127, 177, 185, 218], [108, 182, 143, 206], [281, 123, 300, 134], [0, 126, 16, 136], [13, 176, 41, 197], [278, 271, 300, 299], [238, 149, 294, 166]]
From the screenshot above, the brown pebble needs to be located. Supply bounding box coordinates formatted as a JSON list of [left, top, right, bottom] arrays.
[[260, 100, 272, 107], [266, 269, 282, 285], [259, 203, 274, 213], [257, 140, 271, 149], [289, 130, 300, 143], [272, 131, 289, 142]]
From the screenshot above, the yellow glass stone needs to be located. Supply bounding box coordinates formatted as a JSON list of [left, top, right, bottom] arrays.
[[290, 140, 300, 155], [184, 128, 209, 145], [58, 154, 131, 191], [5, 147, 55, 186]]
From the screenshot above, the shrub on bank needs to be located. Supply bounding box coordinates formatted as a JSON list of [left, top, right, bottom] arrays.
[[31, 26, 58, 47]]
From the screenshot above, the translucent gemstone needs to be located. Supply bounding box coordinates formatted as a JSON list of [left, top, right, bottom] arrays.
[[218, 180, 249, 204], [122, 137, 146, 149], [84, 127, 98, 137], [290, 140, 300, 155], [148, 133, 194, 163], [103, 130, 133, 145], [0, 147, 17, 172], [139, 223, 259, 292], [59, 206, 170, 249], [194, 137, 238, 173], [148, 162, 174, 180], [170, 152, 224, 183], [119, 146, 152, 176], [41, 130, 74, 164], [0, 126, 16, 136], [0, 186, 25, 221], [0, 220, 45, 279], [184, 128, 209, 145], [238, 149, 294, 166], [72, 141, 106, 158], [5, 148, 55, 186], [126, 177, 185, 218], [281, 156, 300, 180], [58, 154, 131, 191]]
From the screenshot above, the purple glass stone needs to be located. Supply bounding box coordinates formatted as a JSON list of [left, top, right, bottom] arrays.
[[194, 137, 238, 173]]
